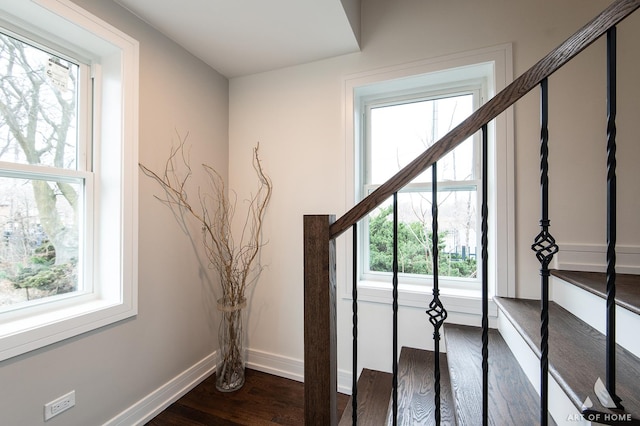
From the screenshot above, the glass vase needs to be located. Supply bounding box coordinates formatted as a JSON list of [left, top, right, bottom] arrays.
[[215, 297, 246, 392]]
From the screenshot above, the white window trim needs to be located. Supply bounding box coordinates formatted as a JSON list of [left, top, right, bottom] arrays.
[[0, 0, 139, 361], [341, 45, 514, 316]]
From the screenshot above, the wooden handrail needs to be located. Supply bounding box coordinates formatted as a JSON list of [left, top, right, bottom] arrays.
[[329, 0, 640, 240]]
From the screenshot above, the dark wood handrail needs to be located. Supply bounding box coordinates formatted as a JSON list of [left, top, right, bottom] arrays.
[[329, 0, 640, 240]]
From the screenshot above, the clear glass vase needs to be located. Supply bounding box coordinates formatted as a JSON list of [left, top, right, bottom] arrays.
[[215, 297, 246, 392]]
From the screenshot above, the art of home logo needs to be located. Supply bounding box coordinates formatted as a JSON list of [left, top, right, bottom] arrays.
[[566, 411, 633, 423], [565, 378, 633, 423]]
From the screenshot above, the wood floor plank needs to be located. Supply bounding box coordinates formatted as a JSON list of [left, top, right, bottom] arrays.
[[339, 368, 393, 426], [495, 297, 640, 423], [551, 270, 640, 315], [146, 368, 349, 425], [387, 347, 456, 426], [444, 324, 541, 426]]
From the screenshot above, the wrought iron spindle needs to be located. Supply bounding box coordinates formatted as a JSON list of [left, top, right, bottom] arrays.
[[605, 26, 623, 410], [531, 78, 558, 426], [481, 124, 489, 426], [352, 223, 358, 424], [426, 162, 448, 426], [392, 192, 399, 426]]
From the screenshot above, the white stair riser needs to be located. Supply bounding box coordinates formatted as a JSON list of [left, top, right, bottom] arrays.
[[497, 312, 592, 426], [551, 276, 640, 357]]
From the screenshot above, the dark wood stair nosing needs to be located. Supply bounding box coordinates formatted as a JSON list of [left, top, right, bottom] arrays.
[[494, 296, 640, 424], [341, 347, 457, 425], [339, 368, 393, 426], [387, 347, 456, 425], [444, 323, 542, 426]]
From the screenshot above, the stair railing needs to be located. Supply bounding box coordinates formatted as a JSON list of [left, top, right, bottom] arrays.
[[303, 1, 639, 424]]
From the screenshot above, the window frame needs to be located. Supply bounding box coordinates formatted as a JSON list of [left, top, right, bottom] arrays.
[[360, 87, 483, 290], [0, 0, 139, 361], [341, 45, 515, 314]]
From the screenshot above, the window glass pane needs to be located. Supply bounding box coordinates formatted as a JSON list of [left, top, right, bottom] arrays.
[[369, 94, 474, 184], [0, 32, 79, 169], [367, 189, 477, 279], [0, 177, 80, 308]]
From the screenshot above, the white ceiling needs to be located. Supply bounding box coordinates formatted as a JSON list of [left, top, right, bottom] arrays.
[[114, 0, 361, 78]]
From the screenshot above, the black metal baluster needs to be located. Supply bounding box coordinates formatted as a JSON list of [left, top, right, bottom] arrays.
[[392, 192, 399, 426], [481, 125, 489, 426], [426, 162, 448, 426], [352, 223, 358, 425], [531, 78, 558, 426], [605, 26, 623, 410]]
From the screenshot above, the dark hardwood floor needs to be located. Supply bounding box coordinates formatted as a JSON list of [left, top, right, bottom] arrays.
[[146, 369, 349, 425]]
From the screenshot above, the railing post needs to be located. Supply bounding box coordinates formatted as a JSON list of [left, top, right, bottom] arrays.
[[304, 215, 338, 426]]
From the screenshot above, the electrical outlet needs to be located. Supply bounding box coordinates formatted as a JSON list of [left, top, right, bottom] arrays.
[[44, 390, 75, 421]]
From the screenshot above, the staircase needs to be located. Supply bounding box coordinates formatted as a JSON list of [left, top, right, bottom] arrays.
[[340, 272, 639, 425], [302, 1, 640, 425]]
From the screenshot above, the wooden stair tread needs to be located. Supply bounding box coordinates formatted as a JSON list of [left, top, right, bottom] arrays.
[[495, 297, 640, 422], [551, 270, 640, 315], [339, 368, 393, 426], [444, 324, 541, 425], [386, 347, 456, 425]]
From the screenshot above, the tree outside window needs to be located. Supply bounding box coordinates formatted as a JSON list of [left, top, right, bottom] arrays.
[[0, 31, 82, 306]]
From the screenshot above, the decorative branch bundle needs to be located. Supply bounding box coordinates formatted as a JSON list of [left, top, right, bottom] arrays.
[[139, 133, 272, 305]]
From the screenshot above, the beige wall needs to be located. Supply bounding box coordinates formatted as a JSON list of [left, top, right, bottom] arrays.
[[229, 0, 639, 381], [0, 1, 229, 425], [1, 0, 638, 423]]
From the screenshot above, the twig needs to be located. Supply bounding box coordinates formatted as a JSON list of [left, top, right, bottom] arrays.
[[139, 132, 272, 303]]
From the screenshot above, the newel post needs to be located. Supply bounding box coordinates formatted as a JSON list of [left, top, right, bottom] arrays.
[[304, 215, 337, 426]]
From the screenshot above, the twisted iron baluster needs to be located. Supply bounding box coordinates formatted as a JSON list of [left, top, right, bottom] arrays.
[[605, 26, 623, 411], [481, 125, 489, 426], [531, 78, 558, 426], [352, 223, 358, 424], [392, 192, 399, 426], [426, 162, 447, 426]]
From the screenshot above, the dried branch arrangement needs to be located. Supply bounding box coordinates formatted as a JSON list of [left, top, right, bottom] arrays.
[[139, 133, 273, 306], [139, 132, 272, 391]]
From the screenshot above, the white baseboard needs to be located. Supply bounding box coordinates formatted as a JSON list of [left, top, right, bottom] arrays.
[[246, 348, 354, 395], [104, 347, 357, 425], [103, 351, 218, 426], [104, 348, 348, 425], [338, 368, 354, 395], [553, 243, 640, 274], [246, 348, 304, 383]]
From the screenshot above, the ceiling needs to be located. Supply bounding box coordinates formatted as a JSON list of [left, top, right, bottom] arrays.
[[114, 0, 361, 78]]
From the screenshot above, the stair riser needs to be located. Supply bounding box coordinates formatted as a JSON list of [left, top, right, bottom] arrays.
[[551, 276, 640, 357], [497, 312, 589, 425]]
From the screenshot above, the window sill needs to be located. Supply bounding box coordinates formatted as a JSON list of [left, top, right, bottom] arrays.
[[0, 296, 135, 361], [350, 280, 498, 317]]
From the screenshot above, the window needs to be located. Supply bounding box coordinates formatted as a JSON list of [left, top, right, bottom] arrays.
[[0, 0, 138, 360], [363, 90, 480, 289], [0, 30, 89, 309], [344, 46, 514, 311]]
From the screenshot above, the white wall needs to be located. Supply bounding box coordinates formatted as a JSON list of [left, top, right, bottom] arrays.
[[1, 0, 636, 423], [229, 0, 640, 386], [0, 1, 229, 425]]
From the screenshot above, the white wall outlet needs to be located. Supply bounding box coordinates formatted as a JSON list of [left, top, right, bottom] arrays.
[[44, 390, 75, 421]]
